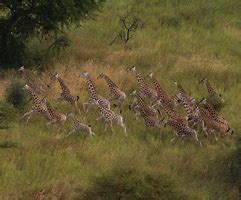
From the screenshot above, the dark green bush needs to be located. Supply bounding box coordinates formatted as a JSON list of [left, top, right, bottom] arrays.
[[0, 101, 19, 129], [75, 166, 187, 200], [5, 79, 28, 110]]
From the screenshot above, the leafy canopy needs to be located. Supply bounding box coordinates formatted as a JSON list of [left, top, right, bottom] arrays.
[[0, 0, 105, 68]]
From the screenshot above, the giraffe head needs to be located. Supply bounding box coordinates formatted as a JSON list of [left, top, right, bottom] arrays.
[[97, 72, 105, 80], [129, 89, 136, 96], [79, 72, 89, 79], [199, 77, 208, 85], [18, 66, 25, 72], [147, 72, 154, 79], [198, 97, 207, 105], [22, 84, 31, 90], [50, 73, 59, 80], [127, 66, 136, 74]]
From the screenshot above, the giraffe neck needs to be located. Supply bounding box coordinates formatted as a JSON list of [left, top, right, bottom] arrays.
[[180, 97, 193, 117], [205, 81, 215, 95], [133, 71, 146, 86], [57, 77, 69, 92], [26, 87, 39, 103], [151, 76, 166, 96], [136, 92, 147, 107], [85, 75, 98, 100], [102, 75, 118, 88]]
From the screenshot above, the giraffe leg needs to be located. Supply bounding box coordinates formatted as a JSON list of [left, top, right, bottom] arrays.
[[96, 116, 103, 121], [109, 124, 115, 134], [75, 101, 81, 115], [66, 129, 76, 137], [118, 117, 127, 135], [104, 123, 108, 131], [21, 110, 34, 120]]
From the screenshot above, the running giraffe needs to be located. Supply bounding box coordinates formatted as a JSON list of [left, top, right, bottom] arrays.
[[79, 72, 111, 113], [97, 72, 126, 112], [51, 73, 80, 114], [155, 99, 188, 126], [18, 66, 46, 94], [197, 98, 233, 136], [174, 81, 195, 104], [147, 72, 175, 109], [42, 98, 67, 126], [195, 106, 233, 140], [199, 78, 224, 103], [161, 118, 201, 146], [175, 93, 204, 130], [66, 113, 94, 137], [96, 100, 127, 135], [128, 66, 157, 103], [21, 84, 50, 123], [129, 90, 159, 119]]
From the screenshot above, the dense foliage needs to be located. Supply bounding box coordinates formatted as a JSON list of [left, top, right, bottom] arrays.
[[0, 0, 104, 68]]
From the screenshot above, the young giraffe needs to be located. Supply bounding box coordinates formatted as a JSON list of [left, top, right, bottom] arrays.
[[79, 72, 111, 113], [161, 118, 201, 146], [21, 84, 50, 123], [174, 81, 195, 104], [199, 78, 224, 103], [51, 73, 80, 114], [66, 113, 94, 137], [128, 66, 158, 103], [96, 101, 127, 135], [129, 90, 159, 119], [42, 98, 67, 126], [18, 66, 46, 94], [155, 100, 188, 126], [97, 72, 126, 112], [147, 72, 175, 109]]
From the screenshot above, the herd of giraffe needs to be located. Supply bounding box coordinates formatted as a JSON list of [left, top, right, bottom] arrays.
[[17, 66, 233, 146]]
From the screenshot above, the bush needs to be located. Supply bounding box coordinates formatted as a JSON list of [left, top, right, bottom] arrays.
[[75, 166, 188, 200], [0, 101, 19, 129], [5, 79, 28, 110]]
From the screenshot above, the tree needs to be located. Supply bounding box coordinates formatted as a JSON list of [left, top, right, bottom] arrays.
[[0, 0, 105, 68]]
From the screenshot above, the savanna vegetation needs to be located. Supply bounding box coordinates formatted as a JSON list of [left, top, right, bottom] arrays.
[[0, 0, 241, 199]]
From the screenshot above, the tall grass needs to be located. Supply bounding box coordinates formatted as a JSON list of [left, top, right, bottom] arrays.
[[0, 0, 241, 199]]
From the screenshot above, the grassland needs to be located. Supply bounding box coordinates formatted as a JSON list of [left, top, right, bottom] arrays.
[[0, 0, 241, 199]]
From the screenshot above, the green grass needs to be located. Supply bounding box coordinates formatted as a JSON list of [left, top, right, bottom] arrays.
[[0, 0, 241, 198]]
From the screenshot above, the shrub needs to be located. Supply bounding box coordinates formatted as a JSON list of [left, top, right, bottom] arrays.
[[5, 79, 28, 110], [0, 101, 19, 129], [75, 166, 188, 200]]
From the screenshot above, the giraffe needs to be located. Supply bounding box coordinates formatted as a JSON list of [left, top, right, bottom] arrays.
[[79, 72, 111, 113], [155, 100, 188, 126], [174, 81, 195, 104], [195, 106, 233, 140], [42, 98, 67, 126], [51, 73, 80, 114], [199, 78, 224, 103], [128, 66, 158, 103], [129, 90, 159, 119], [161, 118, 201, 146], [66, 113, 94, 137], [97, 72, 126, 112], [18, 66, 46, 94], [197, 98, 233, 135], [95, 101, 127, 135], [147, 72, 175, 109], [21, 84, 50, 123]]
